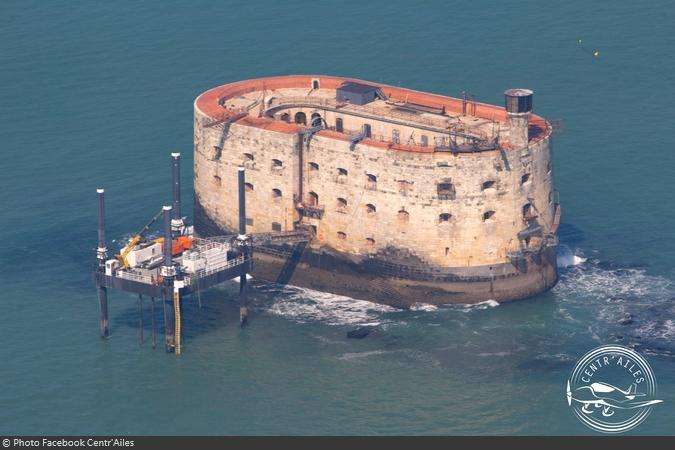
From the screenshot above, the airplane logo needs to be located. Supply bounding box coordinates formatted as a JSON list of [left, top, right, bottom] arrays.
[[567, 380, 663, 417]]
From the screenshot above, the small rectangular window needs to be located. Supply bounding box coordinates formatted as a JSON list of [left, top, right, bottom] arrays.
[[392, 129, 400, 144], [245, 218, 254, 226], [420, 135, 428, 147], [335, 118, 343, 132]]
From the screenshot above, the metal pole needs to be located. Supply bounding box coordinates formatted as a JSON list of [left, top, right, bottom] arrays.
[[237, 167, 248, 327], [96, 188, 108, 338], [238, 166, 246, 235], [151, 297, 156, 349], [161, 205, 176, 351], [138, 294, 144, 345], [171, 152, 182, 234]]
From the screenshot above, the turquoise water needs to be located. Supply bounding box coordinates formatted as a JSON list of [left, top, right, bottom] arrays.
[[1, 0, 674, 435]]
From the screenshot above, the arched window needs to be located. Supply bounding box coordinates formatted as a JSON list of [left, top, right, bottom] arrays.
[[311, 112, 322, 128], [362, 123, 372, 138], [272, 159, 283, 170], [309, 162, 319, 171], [294, 112, 307, 125], [307, 191, 319, 206], [312, 79, 320, 89], [483, 210, 495, 221], [337, 197, 347, 211], [398, 209, 409, 223], [366, 237, 375, 247], [439, 213, 451, 223], [481, 180, 495, 190], [272, 188, 282, 199], [366, 204, 376, 214], [337, 168, 348, 184], [281, 112, 290, 122], [245, 182, 254, 192], [366, 173, 377, 190], [337, 231, 346, 240], [243, 153, 254, 167], [213, 175, 221, 186]]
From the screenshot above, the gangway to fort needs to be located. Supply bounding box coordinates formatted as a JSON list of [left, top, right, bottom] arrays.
[[93, 153, 313, 355]]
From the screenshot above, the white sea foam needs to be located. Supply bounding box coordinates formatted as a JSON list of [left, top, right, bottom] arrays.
[[410, 303, 438, 311], [554, 252, 675, 353], [557, 245, 587, 268], [463, 299, 500, 310], [262, 285, 396, 326]]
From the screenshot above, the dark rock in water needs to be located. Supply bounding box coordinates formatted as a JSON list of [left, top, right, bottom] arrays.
[[619, 313, 633, 325], [347, 326, 375, 339]]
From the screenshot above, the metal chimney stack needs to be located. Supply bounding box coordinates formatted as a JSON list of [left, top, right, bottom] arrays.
[[504, 88, 533, 150]]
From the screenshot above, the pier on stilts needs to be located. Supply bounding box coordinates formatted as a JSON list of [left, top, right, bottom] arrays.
[[92, 153, 298, 354]]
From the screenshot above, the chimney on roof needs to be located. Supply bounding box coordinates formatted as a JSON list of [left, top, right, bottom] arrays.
[[504, 89, 533, 149]]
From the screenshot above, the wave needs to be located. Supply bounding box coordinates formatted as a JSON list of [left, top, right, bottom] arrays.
[[557, 244, 587, 268], [554, 249, 675, 357], [257, 284, 396, 326]]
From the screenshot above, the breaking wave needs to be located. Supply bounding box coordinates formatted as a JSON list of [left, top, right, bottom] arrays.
[[255, 284, 396, 326], [557, 244, 587, 268]]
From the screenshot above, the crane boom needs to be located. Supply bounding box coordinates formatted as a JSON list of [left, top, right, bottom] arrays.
[[118, 209, 164, 268]]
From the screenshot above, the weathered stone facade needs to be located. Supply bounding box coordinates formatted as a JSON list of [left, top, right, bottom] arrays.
[[193, 76, 559, 306]]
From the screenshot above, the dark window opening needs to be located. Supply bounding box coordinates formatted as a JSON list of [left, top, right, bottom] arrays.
[[309, 162, 319, 171], [335, 117, 343, 132], [337, 197, 347, 210], [272, 222, 282, 232], [311, 112, 322, 127], [439, 213, 451, 223], [245, 182, 254, 192], [337, 231, 346, 240], [437, 181, 456, 200], [366, 237, 375, 247], [363, 123, 372, 138], [245, 218, 253, 226], [483, 210, 495, 221], [272, 188, 282, 199], [521, 173, 530, 184], [420, 135, 428, 147], [338, 168, 348, 176], [366, 204, 376, 214], [243, 153, 254, 163], [312, 80, 320, 90], [213, 146, 222, 160], [213, 175, 221, 186], [445, 247, 450, 256], [482, 180, 496, 190], [281, 112, 290, 122], [307, 191, 319, 206], [294, 112, 307, 125], [272, 159, 283, 170], [398, 209, 409, 222]]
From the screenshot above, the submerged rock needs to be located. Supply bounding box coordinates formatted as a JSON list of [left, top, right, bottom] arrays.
[[347, 326, 376, 339], [619, 313, 634, 325]]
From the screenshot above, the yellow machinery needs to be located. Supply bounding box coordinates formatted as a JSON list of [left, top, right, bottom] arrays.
[[118, 209, 164, 269]]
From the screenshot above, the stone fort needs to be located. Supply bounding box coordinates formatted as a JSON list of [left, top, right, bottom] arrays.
[[193, 75, 560, 306]]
